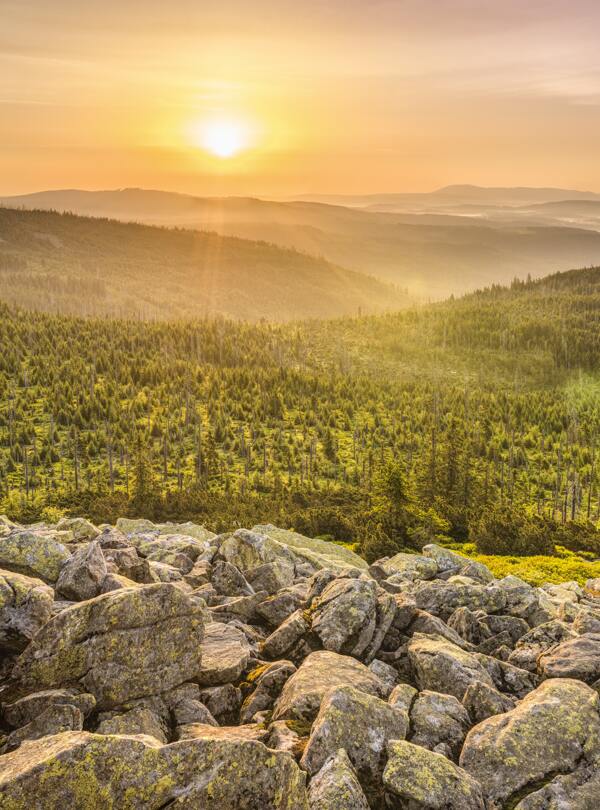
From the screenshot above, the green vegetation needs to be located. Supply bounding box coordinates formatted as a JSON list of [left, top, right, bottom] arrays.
[[1, 264, 600, 573], [449, 543, 600, 587]]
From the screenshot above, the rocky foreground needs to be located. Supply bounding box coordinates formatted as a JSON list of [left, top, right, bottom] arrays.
[[1, 518, 600, 808]]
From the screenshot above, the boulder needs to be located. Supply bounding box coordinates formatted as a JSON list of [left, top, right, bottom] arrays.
[[496, 575, 552, 626], [56, 517, 99, 542], [261, 609, 310, 660], [461, 680, 515, 724], [409, 690, 471, 759], [211, 560, 254, 597], [573, 607, 600, 635], [272, 650, 385, 721], [245, 559, 295, 595], [388, 682, 418, 714], [460, 678, 600, 808], [199, 683, 242, 724], [210, 591, 267, 623], [408, 633, 494, 700], [479, 655, 537, 698], [383, 739, 486, 809], [0, 529, 71, 582], [3, 688, 96, 728], [136, 534, 208, 562], [256, 588, 305, 627], [300, 685, 408, 799], [219, 528, 295, 573], [0, 731, 308, 809], [176, 722, 268, 743], [13, 583, 206, 709], [406, 609, 474, 651], [145, 549, 194, 573], [421, 544, 467, 574], [96, 705, 168, 743], [377, 552, 438, 581], [307, 748, 370, 810], [0, 569, 54, 653], [311, 577, 378, 658], [538, 633, 600, 683], [1, 703, 83, 753], [584, 577, 600, 597], [55, 540, 107, 601], [253, 524, 368, 572], [196, 622, 251, 686], [412, 580, 506, 620], [509, 764, 600, 809], [508, 620, 576, 672]]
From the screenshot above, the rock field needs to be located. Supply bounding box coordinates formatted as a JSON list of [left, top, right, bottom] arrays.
[[1, 515, 600, 808]]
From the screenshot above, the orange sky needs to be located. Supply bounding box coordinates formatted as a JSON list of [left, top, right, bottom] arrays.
[[2, 0, 600, 196]]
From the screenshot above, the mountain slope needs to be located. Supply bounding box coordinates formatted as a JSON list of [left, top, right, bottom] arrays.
[[0, 207, 408, 321], [4, 187, 600, 299], [1, 265, 600, 538]]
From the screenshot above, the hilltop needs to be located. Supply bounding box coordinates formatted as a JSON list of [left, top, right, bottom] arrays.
[[0, 207, 408, 321]]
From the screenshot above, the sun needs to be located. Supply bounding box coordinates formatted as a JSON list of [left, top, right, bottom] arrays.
[[191, 118, 251, 159]]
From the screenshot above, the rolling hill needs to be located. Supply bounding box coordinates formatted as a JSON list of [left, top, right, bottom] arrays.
[[0, 207, 409, 321], [4, 187, 600, 299]]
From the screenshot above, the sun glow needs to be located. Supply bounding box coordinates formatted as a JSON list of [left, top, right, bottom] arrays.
[[191, 118, 252, 159]]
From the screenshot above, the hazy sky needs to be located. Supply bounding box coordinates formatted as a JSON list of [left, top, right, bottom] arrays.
[[2, 0, 600, 195]]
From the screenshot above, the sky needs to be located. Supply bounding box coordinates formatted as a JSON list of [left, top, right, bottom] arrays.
[[2, 0, 600, 196]]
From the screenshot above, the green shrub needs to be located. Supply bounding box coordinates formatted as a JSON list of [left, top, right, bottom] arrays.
[[473, 505, 555, 556]]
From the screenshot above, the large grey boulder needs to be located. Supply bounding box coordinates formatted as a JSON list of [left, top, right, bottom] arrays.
[[384, 739, 486, 809], [412, 580, 506, 620], [219, 528, 295, 574], [461, 680, 516, 724], [308, 748, 370, 810], [0, 731, 309, 809], [409, 689, 471, 759], [508, 620, 576, 672], [301, 685, 409, 799], [95, 704, 169, 743], [311, 577, 378, 658], [56, 540, 107, 602], [1, 703, 83, 753], [377, 552, 438, 581], [56, 517, 100, 542], [12, 583, 206, 709], [195, 621, 250, 686], [0, 569, 54, 652], [240, 660, 296, 723], [408, 633, 494, 700], [3, 688, 96, 728], [272, 650, 385, 721], [0, 529, 71, 582], [538, 633, 600, 683], [253, 524, 369, 573], [460, 678, 600, 809]]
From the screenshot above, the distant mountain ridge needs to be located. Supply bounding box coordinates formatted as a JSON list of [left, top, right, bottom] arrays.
[[0, 206, 408, 321], [4, 186, 600, 299], [295, 184, 600, 209]]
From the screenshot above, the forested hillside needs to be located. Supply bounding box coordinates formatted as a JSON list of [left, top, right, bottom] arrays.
[[0, 207, 408, 320], [1, 266, 600, 560]]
